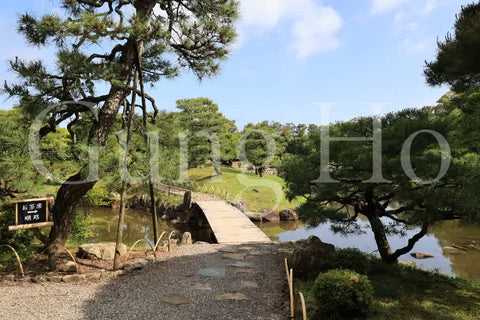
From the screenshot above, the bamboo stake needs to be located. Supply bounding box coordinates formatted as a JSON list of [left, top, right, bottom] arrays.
[[289, 268, 294, 319], [0, 244, 24, 276], [297, 292, 307, 320], [113, 64, 139, 271], [135, 41, 159, 248]]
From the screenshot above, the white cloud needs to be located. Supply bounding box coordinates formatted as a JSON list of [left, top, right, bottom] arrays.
[[371, 0, 440, 16], [370, 0, 443, 54], [240, 0, 288, 29], [292, 6, 342, 58], [371, 0, 408, 14], [238, 0, 342, 59]]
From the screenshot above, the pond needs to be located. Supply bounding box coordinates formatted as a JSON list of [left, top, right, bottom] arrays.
[[82, 208, 212, 247], [256, 219, 480, 280], [85, 208, 480, 280]]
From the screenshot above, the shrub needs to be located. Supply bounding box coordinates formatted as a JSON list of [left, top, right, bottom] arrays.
[[324, 248, 371, 274], [0, 205, 35, 265], [81, 187, 111, 207], [313, 269, 374, 318], [69, 211, 94, 244]]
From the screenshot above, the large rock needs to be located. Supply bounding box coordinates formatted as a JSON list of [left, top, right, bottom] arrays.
[[79, 242, 127, 261], [399, 259, 417, 267], [290, 236, 335, 279], [279, 208, 298, 221], [60, 261, 77, 273], [246, 212, 262, 222], [259, 209, 280, 223], [410, 252, 435, 259], [181, 232, 193, 245], [230, 201, 247, 213]]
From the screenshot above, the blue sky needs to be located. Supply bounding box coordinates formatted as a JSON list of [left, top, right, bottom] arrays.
[[0, 0, 473, 128]]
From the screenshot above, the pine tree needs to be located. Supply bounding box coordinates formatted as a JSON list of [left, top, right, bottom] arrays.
[[424, 2, 480, 92], [3, 0, 239, 255], [175, 97, 237, 175]]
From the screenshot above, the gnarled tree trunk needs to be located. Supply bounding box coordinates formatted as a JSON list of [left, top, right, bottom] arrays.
[[46, 42, 139, 256], [366, 213, 397, 264]]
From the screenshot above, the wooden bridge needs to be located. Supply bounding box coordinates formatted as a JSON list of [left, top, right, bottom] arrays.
[[195, 201, 272, 244]]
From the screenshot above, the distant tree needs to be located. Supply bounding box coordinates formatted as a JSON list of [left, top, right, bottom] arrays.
[[3, 0, 239, 255], [281, 108, 480, 264], [240, 121, 293, 176], [284, 123, 308, 156], [0, 108, 37, 199], [424, 2, 480, 92], [175, 97, 237, 175]]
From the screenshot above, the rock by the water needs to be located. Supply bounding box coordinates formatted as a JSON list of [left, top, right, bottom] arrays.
[[290, 236, 335, 279], [181, 232, 193, 245], [246, 212, 262, 222], [399, 259, 417, 267], [410, 252, 435, 259], [279, 208, 298, 221], [163, 294, 189, 305], [79, 242, 127, 261], [259, 209, 280, 223], [442, 246, 464, 254], [215, 293, 249, 301], [60, 261, 77, 273], [230, 201, 247, 213]]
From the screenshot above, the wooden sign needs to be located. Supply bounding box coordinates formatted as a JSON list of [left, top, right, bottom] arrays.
[[8, 197, 54, 231]]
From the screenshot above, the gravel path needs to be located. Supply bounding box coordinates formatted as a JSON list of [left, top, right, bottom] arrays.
[[0, 244, 286, 320]]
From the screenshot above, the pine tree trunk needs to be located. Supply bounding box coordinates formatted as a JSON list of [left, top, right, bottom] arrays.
[[46, 86, 128, 255], [46, 54, 136, 256], [366, 213, 397, 264], [47, 173, 96, 254]]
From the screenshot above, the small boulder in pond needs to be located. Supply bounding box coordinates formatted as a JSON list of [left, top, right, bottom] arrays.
[[259, 209, 280, 223], [410, 252, 435, 259], [279, 208, 298, 221]]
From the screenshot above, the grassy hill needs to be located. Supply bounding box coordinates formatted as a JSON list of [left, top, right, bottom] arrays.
[[184, 165, 303, 212]]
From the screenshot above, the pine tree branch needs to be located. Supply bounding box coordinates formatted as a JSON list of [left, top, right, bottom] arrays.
[[392, 223, 429, 259]]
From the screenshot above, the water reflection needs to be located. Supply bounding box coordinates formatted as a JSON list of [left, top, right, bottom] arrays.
[[84, 208, 212, 247], [82, 208, 479, 280], [257, 220, 480, 280]]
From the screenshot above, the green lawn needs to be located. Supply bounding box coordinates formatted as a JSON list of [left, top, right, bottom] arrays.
[[298, 261, 480, 320], [185, 165, 303, 212]]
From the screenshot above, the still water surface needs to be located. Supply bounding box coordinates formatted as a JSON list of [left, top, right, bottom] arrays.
[[86, 208, 480, 280], [257, 220, 480, 280]]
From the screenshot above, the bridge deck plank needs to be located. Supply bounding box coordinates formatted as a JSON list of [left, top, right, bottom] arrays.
[[196, 201, 272, 244]]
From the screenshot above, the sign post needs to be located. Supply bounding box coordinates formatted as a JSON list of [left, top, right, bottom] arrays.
[[8, 197, 54, 231]]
